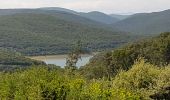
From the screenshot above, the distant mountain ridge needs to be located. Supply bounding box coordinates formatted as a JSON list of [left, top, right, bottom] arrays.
[[110, 14, 130, 20], [0, 8, 123, 25], [79, 11, 119, 24], [39, 7, 121, 24], [113, 9, 170, 34], [38, 7, 78, 14], [0, 9, 112, 28]]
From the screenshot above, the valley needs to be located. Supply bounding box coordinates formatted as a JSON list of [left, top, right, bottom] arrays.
[[0, 6, 170, 100]]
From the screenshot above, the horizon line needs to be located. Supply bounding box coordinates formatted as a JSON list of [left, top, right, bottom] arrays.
[[0, 6, 169, 15]]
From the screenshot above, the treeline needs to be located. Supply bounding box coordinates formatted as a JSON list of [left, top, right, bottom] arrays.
[[81, 32, 170, 79]]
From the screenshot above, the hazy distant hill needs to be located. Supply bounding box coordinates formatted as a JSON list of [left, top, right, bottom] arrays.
[[110, 14, 130, 20], [79, 11, 119, 24], [0, 9, 33, 15], [39, 7, 77, 14], [113, 9, 170, 34], [40, 7, 120, 24], [0, 9, 104, 26], [0, 12, 132, 55]]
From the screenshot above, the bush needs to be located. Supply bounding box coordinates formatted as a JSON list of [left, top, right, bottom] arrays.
[[0, 66, 140, 100], [113, 59, 170, 99]]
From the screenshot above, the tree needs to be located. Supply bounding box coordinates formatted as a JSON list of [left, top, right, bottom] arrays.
[[65, 40, 83, 70]]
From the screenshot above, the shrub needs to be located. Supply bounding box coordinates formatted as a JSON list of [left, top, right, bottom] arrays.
[[113, 59, 170, 99]]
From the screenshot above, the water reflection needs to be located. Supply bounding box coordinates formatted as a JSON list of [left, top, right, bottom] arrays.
[[31, 55, 93, 68]]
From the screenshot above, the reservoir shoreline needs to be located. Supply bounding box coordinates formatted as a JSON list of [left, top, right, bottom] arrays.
[[28, 53, 96, 67]]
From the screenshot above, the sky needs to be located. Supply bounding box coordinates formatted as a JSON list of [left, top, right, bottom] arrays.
[[0, 0, 170, 14]]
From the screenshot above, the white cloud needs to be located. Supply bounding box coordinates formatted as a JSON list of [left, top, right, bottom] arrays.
[[0, 0, 170, 14]]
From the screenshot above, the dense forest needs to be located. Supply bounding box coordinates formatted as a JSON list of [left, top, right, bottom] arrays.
[[0, 32, 169, 99], [113, 9, 170, 34], [3, 8, 167, 56], [81, 32, 170, 79], [0, 12, 135, 56], [1, 8, 170, 56], [0, 60, 169, 99]]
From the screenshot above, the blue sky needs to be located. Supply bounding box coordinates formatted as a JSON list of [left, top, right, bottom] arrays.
[[0, 0, 170, 14]]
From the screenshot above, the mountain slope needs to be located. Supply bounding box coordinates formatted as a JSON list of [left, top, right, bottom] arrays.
[[113, 9, 170, 34], [81, 32, 170, 79], [0, 13, 132, 55]]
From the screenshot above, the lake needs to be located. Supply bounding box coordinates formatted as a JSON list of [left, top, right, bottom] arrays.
[[30, 54, 93, 68]]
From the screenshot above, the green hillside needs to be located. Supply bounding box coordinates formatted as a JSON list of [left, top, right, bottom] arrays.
[[0, 13, 132, 55], [113, 9, 170, 34], [81, 32, 170, 79], [0, 49, 45, 71]]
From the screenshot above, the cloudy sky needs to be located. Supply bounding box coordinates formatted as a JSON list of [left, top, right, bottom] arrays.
[[0, 0, 170, 14]]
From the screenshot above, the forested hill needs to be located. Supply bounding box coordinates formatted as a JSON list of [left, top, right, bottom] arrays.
[[113, 9, 170, 34], [81, 32, 170, 79], [0, 49, 45, 71], [0, 12, 132, 55], [39, 7, 121, 24], [0, 8, 121, 25], [0, 9, 108, 27]]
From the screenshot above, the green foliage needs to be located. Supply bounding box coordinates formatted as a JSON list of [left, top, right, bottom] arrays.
[[82, 32, 170, 79], [0, 60, 169, 99], [0, 49, 169, 99], [66, 40, 83, 70], [113, 59, 170, 99], [0, 66, 140, 100]]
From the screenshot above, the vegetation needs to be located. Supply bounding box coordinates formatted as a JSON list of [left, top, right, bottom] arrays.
[[0, 8, 170, 100], [66, 40, 83, 70], [0, 49, 45, 72], [0, 11, 134, 56], [113, 9, 170, 34], [113, 59, 170, 99], [0, 32, 169, 99], [0, 59, 169, 99], [81, 32, 170, 79]]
